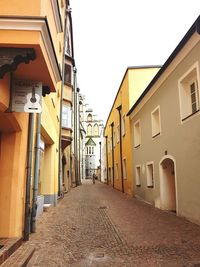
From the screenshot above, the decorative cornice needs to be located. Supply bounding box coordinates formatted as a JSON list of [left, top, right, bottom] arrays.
[[0, 47, 36, 79], [0, 17, 62, 83]]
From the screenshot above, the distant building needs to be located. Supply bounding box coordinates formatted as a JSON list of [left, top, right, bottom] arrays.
[[79, 98, 104, 180]]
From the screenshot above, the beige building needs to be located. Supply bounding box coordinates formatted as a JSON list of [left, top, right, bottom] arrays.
[[128, 16, 200, 224]]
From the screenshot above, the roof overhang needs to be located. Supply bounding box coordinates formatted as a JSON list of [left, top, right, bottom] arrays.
[[0, 17, 62, 91]]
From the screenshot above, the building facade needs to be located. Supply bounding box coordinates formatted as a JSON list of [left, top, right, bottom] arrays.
[[128, 16, 200, 224], [104, 66, 160, 196], [0, 0, 67, 240], [79, 100, 104, 180]]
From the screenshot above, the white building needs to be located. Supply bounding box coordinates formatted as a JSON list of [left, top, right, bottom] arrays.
[[79, 96, 104, 180]]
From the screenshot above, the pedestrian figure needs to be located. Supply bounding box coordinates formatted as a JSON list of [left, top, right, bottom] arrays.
[[92, 173, 95, 184]]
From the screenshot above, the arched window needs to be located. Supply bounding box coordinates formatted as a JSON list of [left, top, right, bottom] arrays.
[[87, 124, 92, 136], [94, 124, 99, 136], [87, 114, 92, 122]]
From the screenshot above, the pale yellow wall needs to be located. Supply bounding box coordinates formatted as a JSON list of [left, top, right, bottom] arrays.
[[40, 93, 60, 197], [63, 84, 73, 103], [128, 68, 160, 109]]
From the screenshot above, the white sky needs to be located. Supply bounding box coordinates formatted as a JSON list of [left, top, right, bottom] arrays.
[[70, 0, 200, 123]]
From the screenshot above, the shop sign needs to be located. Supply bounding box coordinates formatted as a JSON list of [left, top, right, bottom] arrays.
[[11, 79, 42, 113]]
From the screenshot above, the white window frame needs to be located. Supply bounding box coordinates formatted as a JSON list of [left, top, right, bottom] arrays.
[[62, 105, 72, 128], [135, 165, 141, 187], [178, 61, 200, 123], [123, 158, 127, 180], [133, 119, 141, 148], [146, 162, 154, 188], [151, 106, 161, 138], [122, 114, 126, 136]]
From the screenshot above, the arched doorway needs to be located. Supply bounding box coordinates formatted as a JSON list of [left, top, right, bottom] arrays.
[[159, 156, 177, 212]]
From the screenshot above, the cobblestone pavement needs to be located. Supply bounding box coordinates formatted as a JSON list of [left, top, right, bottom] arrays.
[[25, 181, 200, 267]]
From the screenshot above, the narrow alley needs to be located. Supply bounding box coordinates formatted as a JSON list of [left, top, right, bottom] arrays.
[[21, 181, 200, 267]]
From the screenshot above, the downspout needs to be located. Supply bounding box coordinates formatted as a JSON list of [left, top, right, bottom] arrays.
[[24, 113, 34, 241], [78, 97, 82, 185], [105, 136, 109, 185], [58, 8, 68, 196], [117, 105, 124, 193], [31, 113, 41, 233], [110, 122, 115, 188], [73, 67, 77, 186], [77, 88, 81, 185]]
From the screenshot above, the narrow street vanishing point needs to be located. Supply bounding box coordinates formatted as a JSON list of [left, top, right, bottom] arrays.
[[21, 181, 200, 267]]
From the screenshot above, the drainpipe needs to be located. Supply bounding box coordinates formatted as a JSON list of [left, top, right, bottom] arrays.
[[31, 113, 41, 233], [24, 113, 34, 241], [110, 122, 115, 188], [105, 136, 109, 185], [58, 8, 68, 197], [117, 105, 124, 193], [77, 88, 81, 185], [73, 67, 77, 186]]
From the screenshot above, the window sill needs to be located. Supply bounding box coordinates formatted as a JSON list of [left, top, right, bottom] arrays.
[[152, 132, 161, 139], [134, 144, 141, 149], [182, 109, 199, 122]]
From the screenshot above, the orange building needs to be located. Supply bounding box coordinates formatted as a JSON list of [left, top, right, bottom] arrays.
[[0, 0, 67, 241]]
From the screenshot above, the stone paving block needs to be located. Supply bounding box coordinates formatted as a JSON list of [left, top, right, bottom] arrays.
[[19, 181, 200, 266]]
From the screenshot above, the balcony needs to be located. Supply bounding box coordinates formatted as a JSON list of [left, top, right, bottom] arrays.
[[0, 0, 66, 91]]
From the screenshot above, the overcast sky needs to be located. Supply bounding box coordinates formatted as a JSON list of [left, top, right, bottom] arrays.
[[70, 0, 200, 123]]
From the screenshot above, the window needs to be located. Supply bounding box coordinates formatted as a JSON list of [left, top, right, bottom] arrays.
[[178, 62, 200, 121], [87, 124, 92, 136], [116, 125, 120, 143], [146, 162, 154, 188], [151, 106, 161, 138], [122, 114, 126, 136], [133, 120, 141, 148], [116, 163, 119, 180], [87, 114, 92, 122], [94, 124, 99, 136], [135, 165, 141, 187], [92, 147, 94, 154], [62, 105, 72, 128], [123, 158, 127, 179], [64, 64, 71, 84]]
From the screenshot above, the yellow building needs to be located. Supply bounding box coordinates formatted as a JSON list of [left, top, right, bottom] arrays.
[[61, 7, 74, 192], [0, 0, 67, 241], [104, 66, 160, 196]]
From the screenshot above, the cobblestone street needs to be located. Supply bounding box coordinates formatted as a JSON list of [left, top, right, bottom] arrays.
[[25, 181, 200, 267]]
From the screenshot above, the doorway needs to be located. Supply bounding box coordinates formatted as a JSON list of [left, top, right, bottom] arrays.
[[159, 156, 177, 212]]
